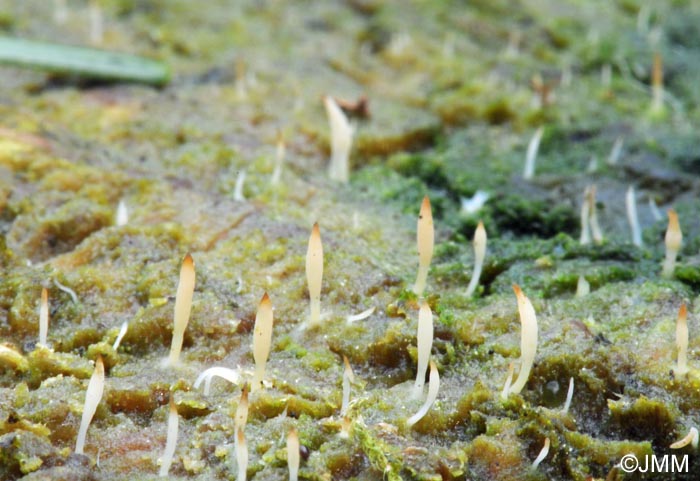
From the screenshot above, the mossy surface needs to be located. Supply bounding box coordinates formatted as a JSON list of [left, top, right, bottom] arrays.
[[1, 0, 700, 480]]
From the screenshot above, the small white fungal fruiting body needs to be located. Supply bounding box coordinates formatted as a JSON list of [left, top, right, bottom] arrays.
[[112, 321, 128, 351], [287, 428, 300, 481], [306, 223, 323, 327], [159, 398, 179, 477], [167, 254, 196, 365], [194, 367, 241, 395], [407, 360, 439, 427], [575, 276, 590, 298], [341, 355, 354, 415], [233, 170, 247, 201], [500, 362, 515, 401], [75, 355, 105, 455], [236, 428, 248, 481], [651, 52, 664, 114], [38, 288, 49, 347], [116, 200, 128, 226], [562, 377, 574, 413], [662, 209, 681, 279], [252, 293, 273, 392], [670, 427, 699, 449], [580, 186, 591, 245], [465, 221, 487, 297], [523, 127, 543, 180], [607, 137, 624, 166], [509, 285, 538, 395], [271, 134, 286, 186], [413, 302, 433, 398], [413, 196, 434, 296], [531, 438, 550, 469], [588, 185, 603, 244], [675, 304, 689, 376], [626, 186, 642, 247], [324, 96, 354, 183]]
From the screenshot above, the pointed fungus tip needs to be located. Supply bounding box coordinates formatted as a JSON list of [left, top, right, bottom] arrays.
[[679, 303, 687, 319], [420, 196, 432, 215], [183, 253, 194, 268], [261, 292, 271, 304], [512, 284, 522, 297]]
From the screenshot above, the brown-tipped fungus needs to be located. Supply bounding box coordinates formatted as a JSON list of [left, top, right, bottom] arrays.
[[465, 221, 487, 297], [252, 293, 273, 392], [236, 427, 248, 481], [413, 196, 434, 296], [531, 438, 550, 469], [38, 287, 49, 347], [662, 209, 681, 278], [509, 285, 538, 395], [306, 223, 323, 326], [167, 253, 196, 365], [75, 355, 105, 455]]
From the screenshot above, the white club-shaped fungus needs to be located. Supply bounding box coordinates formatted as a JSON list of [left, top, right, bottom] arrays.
[[579, 186, 591, 245], [662, 209, 681, 279], [588, 185, 603, 244], [271, 133, 286, 186], [306, 223, 323, 326], [523, 127, 543, 180], [252, 293, 273, 392], [39, 287, 49, 347], [112, 321, 128, 351], [500, 362, 515, 401], [670, 427, 699, 449], [236, 427, 248, 481], [531, 438, 550, 469], [626, 186, 642, 247], [413, 196, 434, 296], [287, 427, 300, 481], [116, 199, 128, 226], [324, 95, 354, 183], [675, 303, 689, 376], [75, 355, 105, 455], [509, 285, 538, 395], [342, 355, 354, 415], [562, 377, 574, 413], [167, 253, 195, 365], [407, 360, 439, 427], [575, 276, 590, 298], [465, 221, 487, 297], [159, 397, 179, 477], [413, 301, 433, 398], [608, 137, 624, 166], [347, 306, 375, 324]]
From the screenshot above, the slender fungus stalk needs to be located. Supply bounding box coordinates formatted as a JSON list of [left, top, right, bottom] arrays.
[[112, 321, 128, 350], [575, 276, 590, 298], [236, 428, 248, 481], [626, 186, 642, 247], [580, 186, 591, 245], [651, 52, 664, 114], [235, 386, 249, 431], [509, 285, 538, 395], [608, 137, 624, 166], [89, 0, 104, 46], [306, 223, 323, 326], [342, 355, 354, 415], [407, 360, 440, 427], [159, 397, 179, 477], [75, 355, 105, 454], [531, 438, 550, 469], [233, 170, 247, 201], [670, 427, 699, 449], [252, 293, 273, 392], [662, 209, 681, 279], [39, 288, 49, 347], [116, 199, 128, 226], [563, 377, 574, 413], [649, 196, 662, 221], [288, 428, 300, 481], [588, 185, 603, 244], [523, 127, 543, 180], [167, 254, 195, 365], [271, 133, 286, 186], [465, 221, 487, 297], [501, 362, 515, 401], [675, 304, 689, 376], [413, 196, 434, 296], [194, 367, 241, 395], [413, 301, 433, 398], [324, 95, 353, 183]]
